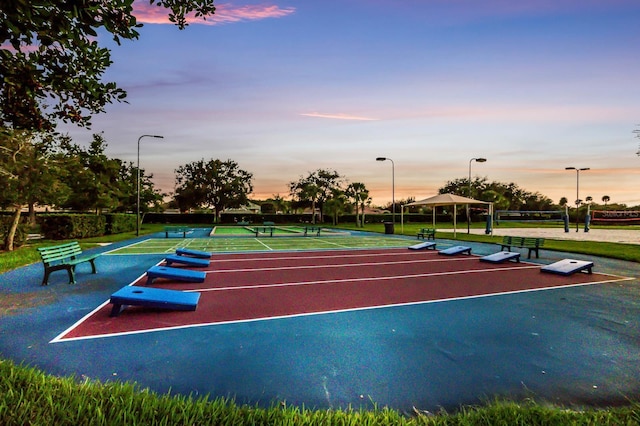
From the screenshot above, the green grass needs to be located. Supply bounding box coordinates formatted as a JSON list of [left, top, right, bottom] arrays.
[[1, 359, 638, 425], [337, 222, 640, 263]]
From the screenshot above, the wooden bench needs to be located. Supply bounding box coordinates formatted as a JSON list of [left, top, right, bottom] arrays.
[[37, 242, 100, 285], [500, 236, 545, 259], [417, 228, 436, 240], [165, 226, 189, 238]]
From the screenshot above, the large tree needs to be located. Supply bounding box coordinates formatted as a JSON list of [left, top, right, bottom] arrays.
[[174, 159, 253, 221], [289, 169, 343, 223], [0, 0, 216, 130], [0, 129, 68, 250], [345, 182, 370, 227]]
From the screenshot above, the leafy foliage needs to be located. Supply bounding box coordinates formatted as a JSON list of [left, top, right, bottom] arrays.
[[439, 177, 555, 211], [174, 159, 254, 220], [0, 0, 216, 130]]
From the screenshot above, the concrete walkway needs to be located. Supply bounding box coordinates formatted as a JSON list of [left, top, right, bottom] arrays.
[[440, 227, 640, 245]]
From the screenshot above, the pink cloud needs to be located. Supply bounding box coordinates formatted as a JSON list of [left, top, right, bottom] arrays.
[[300, 112, 379, 121], [132, 1, 295, 25]]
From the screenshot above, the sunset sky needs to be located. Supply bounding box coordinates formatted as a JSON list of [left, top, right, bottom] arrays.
[[57, 0, 640, 207]]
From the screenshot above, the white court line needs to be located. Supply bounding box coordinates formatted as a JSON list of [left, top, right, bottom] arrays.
[[208, 250, 424, 263], [198, 265, 542, 292], [205, 257, 480, 274], [254, 238, 273, 250], [54, 275, 633, 343]]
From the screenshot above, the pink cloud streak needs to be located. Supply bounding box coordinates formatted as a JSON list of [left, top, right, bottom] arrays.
[[300, 112, 379, 121], [132, 1, 295, 25]]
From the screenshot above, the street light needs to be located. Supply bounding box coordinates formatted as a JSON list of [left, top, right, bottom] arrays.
[[467, 157, 487, 233], [137, 134, 164, 236], [376, 157, 395, 223], [565, 166, 590, 232]]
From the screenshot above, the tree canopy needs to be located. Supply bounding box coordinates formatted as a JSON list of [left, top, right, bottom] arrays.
[[439, 176, 555, 211], [174, 159, 254, 220], [0, 0, 216, 130]]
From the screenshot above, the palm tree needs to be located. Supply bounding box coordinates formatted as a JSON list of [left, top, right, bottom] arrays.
[[602, 195, 610, 208]]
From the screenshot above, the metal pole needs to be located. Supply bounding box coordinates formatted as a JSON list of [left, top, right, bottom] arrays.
[[137, 135, 164, 236], [467, 158, 486, 233], [565, 167, 589, 233], [376, 157, 395, 223]]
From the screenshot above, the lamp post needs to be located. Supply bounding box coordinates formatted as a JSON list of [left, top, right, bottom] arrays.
[[565, 167, 590, 232], [137, 134, 164, 236], [376, 157, 395, 223], [467, 157, 487, 233]]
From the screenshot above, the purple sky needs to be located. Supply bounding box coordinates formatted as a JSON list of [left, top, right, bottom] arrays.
[[58, 0, 640, 207]]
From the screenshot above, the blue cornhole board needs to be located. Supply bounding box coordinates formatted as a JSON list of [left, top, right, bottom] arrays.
[[438, 246, 472, 256], [176, 248, 212, 259], [109, 286, 200, 317], [541, 259, 594, 276], [408, 241, 437, 250], [480, 251, 521, 263], [165, 254, 210, 268], [146, 265, 206, 285]]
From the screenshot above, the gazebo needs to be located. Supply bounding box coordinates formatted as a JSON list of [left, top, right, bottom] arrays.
[[405, 193, 493, 237]]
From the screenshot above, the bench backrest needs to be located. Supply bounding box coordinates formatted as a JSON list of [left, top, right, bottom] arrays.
[[521, 237, 544, 247], [38, 242, 82, 265]]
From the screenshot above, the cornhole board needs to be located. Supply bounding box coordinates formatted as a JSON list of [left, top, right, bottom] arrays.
[[408, 241, 437, 250], [480, 251, 521, 263], [175, 248, 212, 259], [165, 254, 210, 268], [540, 259, 594, 276], [145, 265, 206, 285], [438, 246, 472, 256], [109, 286, 200, 317]]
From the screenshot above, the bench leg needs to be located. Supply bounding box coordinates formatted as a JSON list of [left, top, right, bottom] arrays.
[[41, 269, 51, 286], [89, 259, 97, 274], [68, 266, 76, 284], [110, 303, 124, 317]]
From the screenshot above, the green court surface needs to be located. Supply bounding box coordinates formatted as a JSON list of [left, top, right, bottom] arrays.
[[107, 235, 414, 255], [211, 225, 345, 237]]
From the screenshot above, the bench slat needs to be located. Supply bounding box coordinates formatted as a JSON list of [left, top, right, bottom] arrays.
[[37, 242, 99, 285]]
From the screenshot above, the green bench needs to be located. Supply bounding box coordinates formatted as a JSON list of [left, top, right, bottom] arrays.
[[304, 226, 321, 236], [165, 226, 190, 238], [37, 242, 100, 285], [252, 226, 274, 237], [417, 228, 436, 240], [500, 236, 545, 259]]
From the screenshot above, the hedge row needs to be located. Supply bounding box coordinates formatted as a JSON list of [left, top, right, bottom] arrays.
[[145, 213, 464, 225], [38, 214, 136, 240]]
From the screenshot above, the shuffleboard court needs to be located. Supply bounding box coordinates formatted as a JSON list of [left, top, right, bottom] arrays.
[[53, 248, 627, 342], [105, 235, 415, 255]]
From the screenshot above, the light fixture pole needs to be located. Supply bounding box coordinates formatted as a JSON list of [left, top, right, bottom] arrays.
[[565, 166, 590, 232], [467, 157, 487, 233], [376, 157, 395, 223], [137, 134, 164, 236]]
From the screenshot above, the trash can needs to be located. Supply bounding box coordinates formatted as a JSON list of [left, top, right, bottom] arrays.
[[383, 221, 394, 234]]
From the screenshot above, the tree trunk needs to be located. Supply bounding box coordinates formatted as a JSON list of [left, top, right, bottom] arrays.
[[5, 206, 22, 251], [28, 202, 36, 225]]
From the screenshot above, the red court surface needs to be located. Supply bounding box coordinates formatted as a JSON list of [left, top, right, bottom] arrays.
[[54, 248, 625, 342]]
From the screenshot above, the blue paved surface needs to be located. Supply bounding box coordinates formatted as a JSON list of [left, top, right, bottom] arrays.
[[1, 235, 639, 411]]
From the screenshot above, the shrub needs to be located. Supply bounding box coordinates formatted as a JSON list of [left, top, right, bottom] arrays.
[[105, 213, 136, 234], [39, 214, 106, 240]]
